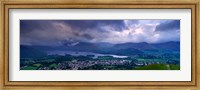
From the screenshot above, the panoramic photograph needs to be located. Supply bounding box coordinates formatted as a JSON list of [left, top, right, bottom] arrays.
[[20, 20, 180, 70]]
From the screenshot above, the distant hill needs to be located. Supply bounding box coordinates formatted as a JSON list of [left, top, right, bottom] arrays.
[[20, 41, 180, 58], [152, 41, 180, 51], [20, 45, 47, 58], [114, 41, 179, 51], [68, 42, 100, 52], [114, 42, 156, 51]]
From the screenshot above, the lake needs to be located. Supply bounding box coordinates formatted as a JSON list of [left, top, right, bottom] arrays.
[[47, 50, 128, 58]]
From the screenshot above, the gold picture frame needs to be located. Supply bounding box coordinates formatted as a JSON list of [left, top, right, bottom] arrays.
[[0, 0, 199, 90]]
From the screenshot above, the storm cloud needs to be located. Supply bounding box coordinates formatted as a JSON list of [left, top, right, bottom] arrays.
[[20, 20, 180, 46], [155, 20, 180, 31]]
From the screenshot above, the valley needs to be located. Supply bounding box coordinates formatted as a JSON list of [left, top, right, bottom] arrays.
[[20, 41, 180, 70]]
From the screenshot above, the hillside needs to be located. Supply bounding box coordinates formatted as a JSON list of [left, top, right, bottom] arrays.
[[20, 41, 180, 58]]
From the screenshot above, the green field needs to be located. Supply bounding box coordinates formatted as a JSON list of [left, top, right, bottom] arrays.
[[33, 63, 42, 67], [170, 64, 180, 70], [21, 66, 38, 70], [49, 63, 58, 69], [134, 64, 179, 70]]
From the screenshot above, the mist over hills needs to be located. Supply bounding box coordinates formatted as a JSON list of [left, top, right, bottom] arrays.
[[20, 41, 180, 58]]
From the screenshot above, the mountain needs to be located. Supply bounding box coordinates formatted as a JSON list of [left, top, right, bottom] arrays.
[[20, 41, 180, 58], [20, 45, 47, 58], [114, 42, 157, 51], [152, 41, 180, 51], [62, 42, 100, 52], [114, 41, 180, 51]]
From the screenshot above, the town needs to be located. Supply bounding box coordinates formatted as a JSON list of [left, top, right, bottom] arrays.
[[20, 54, 180, 70]]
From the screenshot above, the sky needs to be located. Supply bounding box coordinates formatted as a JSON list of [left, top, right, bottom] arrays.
[[20, 20, 180, 46]]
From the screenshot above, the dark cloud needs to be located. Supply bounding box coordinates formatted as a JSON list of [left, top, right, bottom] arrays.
[[58, 20, 126, 31], [155, 20, 180, 31], [20, 20, 53, 33], [81, 33, 94, 40], [20, 20, 180, 46], [20, 20, 126, 46]]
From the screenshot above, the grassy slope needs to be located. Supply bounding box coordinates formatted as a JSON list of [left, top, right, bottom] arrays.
[[170, 64, 180, 70], [49, 63, 58, 68], [21, 66, 38, 70], [135, 64, 180, 70]]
